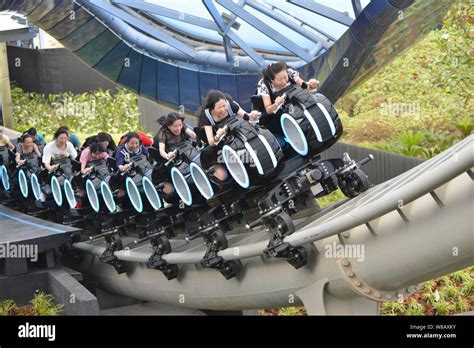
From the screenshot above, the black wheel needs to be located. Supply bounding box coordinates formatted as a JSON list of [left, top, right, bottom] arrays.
[[220, 260, 242, 280], [210, 230, 228, 250], [287, 246, 308, 269], [274, 212, 295, 236], [157, 235, 172, 254], [111, 234, 124, 251], [163, 264, 179, 280], [338, 168, 370, 198], [114, 260, 127, 274]]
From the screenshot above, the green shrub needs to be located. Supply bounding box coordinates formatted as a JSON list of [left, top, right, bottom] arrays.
[[30, 292, 63, 316], [0, 300, 18, 316], [433, 300, 455, 315], [381, 302, 406, 316], [405, 299, 425, 316], [11, 85, 142, 138]]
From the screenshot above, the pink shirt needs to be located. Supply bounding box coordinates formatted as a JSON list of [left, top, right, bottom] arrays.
[[79, 147, 108, 166]]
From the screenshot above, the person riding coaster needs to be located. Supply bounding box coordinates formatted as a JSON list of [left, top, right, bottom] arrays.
[[192, 90, 283, 201], [252, 61, 342, 158], [30, 127, 78, 209], [0, 145, 17, 194], [149, 112, 198, 207], [10, 133, 43, 200], [76, 144, 119, 214], [112, 132, 159, 214], [255, 62, 318, 148]]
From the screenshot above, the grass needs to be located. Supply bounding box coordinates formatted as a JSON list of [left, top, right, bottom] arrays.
[[0, 292, 63, 316], [380, 269, 473, 316]]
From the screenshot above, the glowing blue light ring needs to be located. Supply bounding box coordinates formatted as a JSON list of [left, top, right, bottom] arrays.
[[64, 178, 77, 209], [142, 176, 162, 211], [280, 113, 309, 156], [31, 173, 41, 201], [222, 145, 250, 189], [171, 167, 193, 206], [86, 179, 100, 213], [1, 165, 10, 190], [51, 176, 63, 207], [190, 162, 214, 200], [100, 181, 117, 213], [126, 176, 143, 213], [18, 169, 28, 198]]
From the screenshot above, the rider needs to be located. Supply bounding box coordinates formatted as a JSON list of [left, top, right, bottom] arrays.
[[153, 112, 196, 197], [115, 132, 150, 198], [257, 61, 319, 148], [42, 127, 78, 173], [80, 142, 109, 175], [0, 128, 15, 151], [196, 90, 244, 182], [82, 132, 116, 157], [15, 133, 42, 166], [25, 127, 46, 151]]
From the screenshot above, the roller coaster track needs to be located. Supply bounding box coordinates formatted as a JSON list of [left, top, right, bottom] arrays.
[[73, 136, 474, 314]]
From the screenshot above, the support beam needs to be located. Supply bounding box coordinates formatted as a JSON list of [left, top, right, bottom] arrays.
[[88, 0, 197, 58], [112, 0, 218, 31], [289, 0, 354, 26], [246, 0, 330, 49], [203, 0, 266, 68], [352, 0, 363, 17], [216, 0, 314, 62], [0, 42, 13, 129]]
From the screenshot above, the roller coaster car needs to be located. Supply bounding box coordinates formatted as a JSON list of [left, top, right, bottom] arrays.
[[29, 158, 81, 220], [251, 85, 343, 158], [0, 146, 18, 199], [15, 153, 43, 199], [191, 90, 370, 275], [121, 153, 160, 214]]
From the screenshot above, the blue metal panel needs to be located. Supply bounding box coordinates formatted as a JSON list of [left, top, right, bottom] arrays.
[[95, 42, 130, 82], [198, 72, 219, 103], [7, 0, 27, 12], [350, 10, 387, 46], [236, 74, 259, 112], [75, 29, 121, 67], [48, 7, 93, 40], [157, 62, 179, 106], [36, 1, 79, 31], [13, 0, 41, 15], [217, 74, 238, 100], [27, 0, 63, 22], [60, 18, 107, 52], [117, 49, 143, 94], [179, 68, 201, 114], [139, 56, 158, 101]]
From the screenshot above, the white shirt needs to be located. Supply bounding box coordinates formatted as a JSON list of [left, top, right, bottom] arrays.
[[256, 68, 300, 96], [42, 141, 77, 165]]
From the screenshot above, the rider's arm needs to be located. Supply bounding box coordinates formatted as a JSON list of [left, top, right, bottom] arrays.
[[158, 142, 169, 160], [185, 128, 196, 141], [205, 125, 217, 147], [33, 143, 41, 157], [263, 95, 283, 114]]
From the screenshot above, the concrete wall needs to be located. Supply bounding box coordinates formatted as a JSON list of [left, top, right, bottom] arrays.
[[0, 267, 100, 315]]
